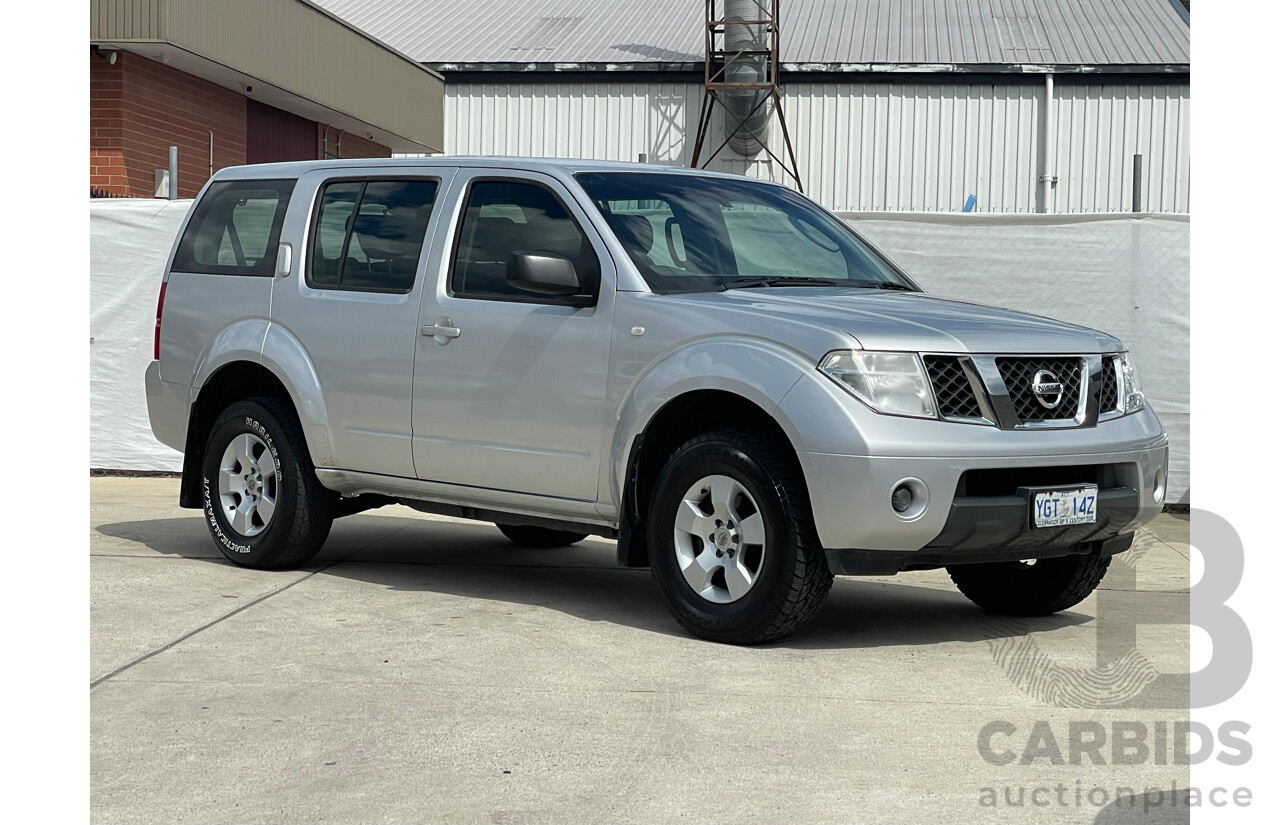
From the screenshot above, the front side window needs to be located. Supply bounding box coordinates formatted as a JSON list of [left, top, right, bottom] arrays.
[[173, 179, 295, 276], [575, 172, 911, 294], [308, 179, 438, 293], [450, 180, 600, 302]]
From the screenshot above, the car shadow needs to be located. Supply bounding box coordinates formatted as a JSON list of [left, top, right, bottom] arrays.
[[95, 512, 1094, 650]]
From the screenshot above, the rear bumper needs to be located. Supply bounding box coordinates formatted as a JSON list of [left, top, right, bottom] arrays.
[[145, 361, 189, 453]]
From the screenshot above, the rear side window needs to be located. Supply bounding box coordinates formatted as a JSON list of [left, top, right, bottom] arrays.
[[172, 179, 295, 276], [308, 179, 439, 293]]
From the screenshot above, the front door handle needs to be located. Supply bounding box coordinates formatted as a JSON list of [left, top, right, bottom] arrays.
[[421, 318, 461, 345]]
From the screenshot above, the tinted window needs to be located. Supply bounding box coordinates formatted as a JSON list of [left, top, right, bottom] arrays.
[[450, 180, 600, 302], [576, 172, 907, 293], [173, 179, 295, 276], [308, 179, 438, 293]]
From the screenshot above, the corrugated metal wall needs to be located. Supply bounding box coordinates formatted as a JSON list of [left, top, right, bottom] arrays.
[[89, 0, 164, 40], [447, 81, 705, 168], [444, 80, 1189, 213], [1052, 83, 1190, 213], [784, 83, 1042, 212]]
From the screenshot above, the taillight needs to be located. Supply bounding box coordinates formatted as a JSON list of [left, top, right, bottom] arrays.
[[153, 281, 167, 361]]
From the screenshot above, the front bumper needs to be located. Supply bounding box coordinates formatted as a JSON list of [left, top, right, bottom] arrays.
[[778, 370, 1168, 572], [800, 443, 1165, 559], [824, 490, 1140, 575]]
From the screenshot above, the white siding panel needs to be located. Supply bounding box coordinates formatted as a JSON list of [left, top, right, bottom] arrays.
[[1051, 83, 1189, 213], [445, 81, 707, 165], [444, 80, 1189, 213]]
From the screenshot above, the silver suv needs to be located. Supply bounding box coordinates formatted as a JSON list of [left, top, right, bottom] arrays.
[[145, 157, 1168, 644]]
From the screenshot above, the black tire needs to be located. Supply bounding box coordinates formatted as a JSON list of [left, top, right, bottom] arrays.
[[496, 523, 589, 548], [946, 553, 1112, 616], [200, 397, 337, 569], [647, 428, 832, 644]]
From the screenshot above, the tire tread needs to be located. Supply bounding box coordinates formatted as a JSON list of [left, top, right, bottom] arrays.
[[947, 554, 1111, 616], [203, 396, 336, 570], [650, 427, 832, 644]]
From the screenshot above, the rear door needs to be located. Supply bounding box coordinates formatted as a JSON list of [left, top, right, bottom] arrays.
[[410, 169, 616, 501], [270, 166, 456, 477]]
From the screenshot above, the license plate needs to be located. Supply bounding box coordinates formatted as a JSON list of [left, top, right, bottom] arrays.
[[1032, 485, 1098, 528]]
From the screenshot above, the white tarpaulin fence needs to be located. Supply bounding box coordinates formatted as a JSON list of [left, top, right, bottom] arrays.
[[842, 211, 1189, 503], [91, 199, 191, 472], [90, 200, 1189, 502]]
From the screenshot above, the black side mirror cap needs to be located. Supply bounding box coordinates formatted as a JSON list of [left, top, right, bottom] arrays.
[[507, 251, 590, 305]]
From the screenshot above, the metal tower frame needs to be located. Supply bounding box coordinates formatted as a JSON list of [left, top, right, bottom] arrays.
[[690, 0, 804, 192]]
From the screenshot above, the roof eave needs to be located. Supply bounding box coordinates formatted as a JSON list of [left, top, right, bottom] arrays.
[[424, 61, 1190, 77]]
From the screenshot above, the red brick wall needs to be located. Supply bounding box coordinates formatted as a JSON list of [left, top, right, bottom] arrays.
[[89, 53, 128, 194], [90, 50, 394, 198], [90, 51, 247, 198]]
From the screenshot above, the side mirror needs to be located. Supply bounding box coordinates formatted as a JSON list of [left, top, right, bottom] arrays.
[[507, 251, 588, 303]]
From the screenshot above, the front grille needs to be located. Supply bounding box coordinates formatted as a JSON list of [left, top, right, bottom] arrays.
[[1098, 357, 1120, 413], [923, 355, 983, 419], [996, 356, 1084, 422]]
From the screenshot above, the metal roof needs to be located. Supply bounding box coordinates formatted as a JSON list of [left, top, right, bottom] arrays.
[[311, 0, 1190, 71]]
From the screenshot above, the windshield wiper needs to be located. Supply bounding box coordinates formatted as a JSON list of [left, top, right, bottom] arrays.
[[719, 276, 841, 290], [845, 281, 916, 291]]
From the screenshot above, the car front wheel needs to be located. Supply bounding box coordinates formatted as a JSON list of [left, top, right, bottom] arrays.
[[647, 428, 832, 644]]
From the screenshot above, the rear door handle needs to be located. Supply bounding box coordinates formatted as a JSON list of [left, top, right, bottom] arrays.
[[421, 318, 461, 344]]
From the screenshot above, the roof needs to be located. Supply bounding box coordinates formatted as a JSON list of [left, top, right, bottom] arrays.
[[212, 155, 758, 181], [310, 0, 1190, 73]]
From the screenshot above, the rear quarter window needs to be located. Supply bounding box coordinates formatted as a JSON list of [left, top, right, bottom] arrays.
[[172, 179, 295, 276]]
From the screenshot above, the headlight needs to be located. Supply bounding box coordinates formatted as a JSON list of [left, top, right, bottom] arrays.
[[819, 351, 937, 418], [1118, 352, 1145, 413]]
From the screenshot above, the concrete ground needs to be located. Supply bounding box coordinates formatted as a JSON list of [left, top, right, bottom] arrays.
[[92, 478, 1191, 825]]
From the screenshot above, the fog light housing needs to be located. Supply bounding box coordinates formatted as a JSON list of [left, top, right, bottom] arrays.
[[1153, 467, 1166, 504], [889, 478, 929, 520]]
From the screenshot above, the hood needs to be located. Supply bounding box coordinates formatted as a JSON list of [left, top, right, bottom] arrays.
[[672, 288, 1123, 354]]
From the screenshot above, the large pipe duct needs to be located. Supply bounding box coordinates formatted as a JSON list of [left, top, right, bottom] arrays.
[[723, 0, 771, 155]]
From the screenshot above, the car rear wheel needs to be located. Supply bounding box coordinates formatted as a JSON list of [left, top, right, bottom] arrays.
[[496, 524, 589, 548], [946, 553, 1112, 615], [647, 428, 832, 644], [201, 397, 336, 569]]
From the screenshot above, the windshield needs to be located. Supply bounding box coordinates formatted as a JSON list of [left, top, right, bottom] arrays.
[[576, 172, 913, 294]]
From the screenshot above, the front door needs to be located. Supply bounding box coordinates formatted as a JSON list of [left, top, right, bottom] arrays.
[[411, 170, 616, 501]]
